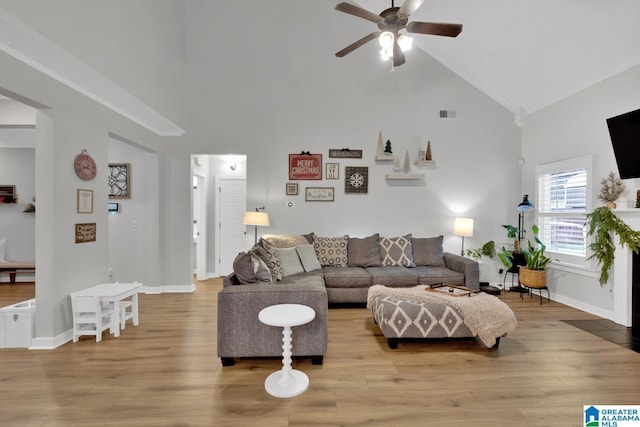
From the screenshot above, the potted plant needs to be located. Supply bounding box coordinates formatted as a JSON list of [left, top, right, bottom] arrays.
[[597, 171, 625, 209], [518, 224, 552, 289], [586, 206, 640, 285]]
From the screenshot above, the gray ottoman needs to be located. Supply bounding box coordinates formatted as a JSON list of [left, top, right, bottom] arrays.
[[367, 285, 517, 349]]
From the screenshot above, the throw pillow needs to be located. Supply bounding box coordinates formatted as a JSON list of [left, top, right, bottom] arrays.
[[277, 247, 305, 277], [262, 234, 311, 248], [313, 235, 349, 267], [412, 236, 446, 267], [0, 238, 6, 262], [232, 252, 272, 285], [253, 239, 284, 281], [348, 234, 382, 267], [296, 244, 322, 272], [379, 234, 416, 267]]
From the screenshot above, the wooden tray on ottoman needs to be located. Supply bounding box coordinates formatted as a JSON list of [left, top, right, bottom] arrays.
[[425, 283, 478, 297]]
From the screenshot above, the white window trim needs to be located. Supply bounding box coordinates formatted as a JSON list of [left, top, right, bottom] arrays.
[[534, 154, 593, 269]]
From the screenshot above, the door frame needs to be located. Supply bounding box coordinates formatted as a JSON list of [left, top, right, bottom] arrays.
[[193, 173, 207, 281]]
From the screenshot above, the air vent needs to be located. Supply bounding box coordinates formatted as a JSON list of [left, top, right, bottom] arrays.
[[439, 110, 457, 119]]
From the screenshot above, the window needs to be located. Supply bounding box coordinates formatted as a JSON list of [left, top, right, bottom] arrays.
[[535, 155, 592, 266]]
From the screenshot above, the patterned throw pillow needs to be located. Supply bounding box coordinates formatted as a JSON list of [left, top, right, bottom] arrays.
[[277, 247, 305, 277], [313, 236, 349, 267], [412, 236, 446, 267], [379, 234, 416, 267], [232, 252, 272, 285], [252, 238, 284, 281]]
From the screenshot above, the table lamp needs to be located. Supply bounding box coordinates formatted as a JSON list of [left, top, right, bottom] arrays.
[[242, 206, 270, 244], [453, 217, 474, 256]]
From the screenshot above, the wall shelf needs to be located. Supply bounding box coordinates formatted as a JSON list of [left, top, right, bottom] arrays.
[[385, 173, 424, 180], [414, 160, 436, 167], [375, 155, 394, 162]]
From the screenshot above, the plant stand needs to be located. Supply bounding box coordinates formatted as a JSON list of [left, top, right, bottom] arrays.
[[518, 267, 549, 305]]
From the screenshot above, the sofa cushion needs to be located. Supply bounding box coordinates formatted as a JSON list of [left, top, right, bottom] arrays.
[[322, 266, 372, 288], [253, 239, 284, 282], [365, 266, 419, 287], [412, 266, 465, 286], [379, 234, 416, 267], [296, 244, 322, 272], [348, 234, 382, 267], [314, 236, 349, 267], [232, 252, 272, 285], [0, 238, 6, 262], [277, 247, 305, 277], [412, 236, 446, 267], [277, 269, 326, 287]]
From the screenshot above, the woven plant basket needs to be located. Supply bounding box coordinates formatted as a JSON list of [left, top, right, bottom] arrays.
[[519, 267, 547, 288]]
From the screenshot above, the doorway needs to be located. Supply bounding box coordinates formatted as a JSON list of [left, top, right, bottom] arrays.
[[191, 154, 246, 278]]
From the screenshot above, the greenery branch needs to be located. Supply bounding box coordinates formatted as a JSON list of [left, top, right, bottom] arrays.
[[586, 206, 640, 285]]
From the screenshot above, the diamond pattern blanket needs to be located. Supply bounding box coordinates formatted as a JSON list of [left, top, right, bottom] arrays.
[[367, 285, 518, 348]]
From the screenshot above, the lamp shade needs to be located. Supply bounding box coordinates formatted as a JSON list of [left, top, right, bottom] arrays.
[[517, 194, 535, 212], [241, 211, 270, 227], [453, 218, 474, 237]]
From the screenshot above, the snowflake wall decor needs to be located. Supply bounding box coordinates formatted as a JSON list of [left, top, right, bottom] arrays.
[[345, 166, 368, 194]]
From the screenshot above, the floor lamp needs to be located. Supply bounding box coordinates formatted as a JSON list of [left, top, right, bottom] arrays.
[[242, 206, 270, 244], [511, 194, 535, 292], [453, 218, 474, 257]]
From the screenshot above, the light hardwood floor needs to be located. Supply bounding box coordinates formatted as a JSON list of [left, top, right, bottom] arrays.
[[1, 280, 639, 427]]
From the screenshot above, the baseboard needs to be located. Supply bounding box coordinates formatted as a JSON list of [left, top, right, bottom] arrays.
[[141, 284, 195, 294], [29, 329, 72, 350], [549, 291, 615, 323]]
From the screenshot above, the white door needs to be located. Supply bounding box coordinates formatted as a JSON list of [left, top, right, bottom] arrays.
[[215, 176, 246, 276]]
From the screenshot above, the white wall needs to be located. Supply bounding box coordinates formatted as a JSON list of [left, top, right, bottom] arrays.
[[0, 147, 35, 268], [34, 109, 110, 344], [521, 64, 640, 319], [182, 1, 523, 277], [108, 136, 161, 287]]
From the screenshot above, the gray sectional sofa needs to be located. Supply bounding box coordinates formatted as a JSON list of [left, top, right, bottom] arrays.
[[217, 233, 479, 366]]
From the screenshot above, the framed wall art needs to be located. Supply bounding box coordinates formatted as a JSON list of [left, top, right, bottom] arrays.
[[108, 163, 131, 199], [77, 189, 93, 214], [345, 166, 369, 194], [305, 187, 334, 202], [75, 223, 96, 244], [325, 163, 339, 180], [289, 153, 322, 180], [329, 148, 362, 159], [0, 185, 16, 203], [286, 183, 299, 195]]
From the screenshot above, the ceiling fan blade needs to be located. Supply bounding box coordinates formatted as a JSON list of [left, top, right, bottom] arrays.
[[406, 21, 463, 37], [335, 32, 380, 57], [335, 2, 383, 24], [398, 0, 424, 17], [393, 42, 406, 67]]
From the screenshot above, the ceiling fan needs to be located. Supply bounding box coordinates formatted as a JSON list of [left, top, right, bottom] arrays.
[[334, 0, 462, 67]]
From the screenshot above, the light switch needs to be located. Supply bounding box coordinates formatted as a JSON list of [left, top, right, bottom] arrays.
[[132, 220, 138, 228]]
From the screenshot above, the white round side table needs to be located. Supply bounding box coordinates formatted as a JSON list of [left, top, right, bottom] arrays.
[[258, 303, 316, 398]]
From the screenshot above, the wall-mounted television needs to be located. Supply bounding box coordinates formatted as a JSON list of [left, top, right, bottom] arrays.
[[607, 107, 640, 179]]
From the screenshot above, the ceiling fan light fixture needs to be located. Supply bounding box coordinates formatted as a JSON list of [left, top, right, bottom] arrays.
[[397, 34, 413, 52], [378, 31, 394, 48], [379, 47, 392, 61]]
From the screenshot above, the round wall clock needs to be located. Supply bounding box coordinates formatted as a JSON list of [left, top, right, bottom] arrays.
[[74, 149, 97, 181]]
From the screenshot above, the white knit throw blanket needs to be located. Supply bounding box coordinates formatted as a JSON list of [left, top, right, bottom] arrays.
[[367, 285, 518, 347]]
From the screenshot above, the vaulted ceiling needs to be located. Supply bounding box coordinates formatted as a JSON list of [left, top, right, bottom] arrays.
[[350, 0, 640, 118]]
